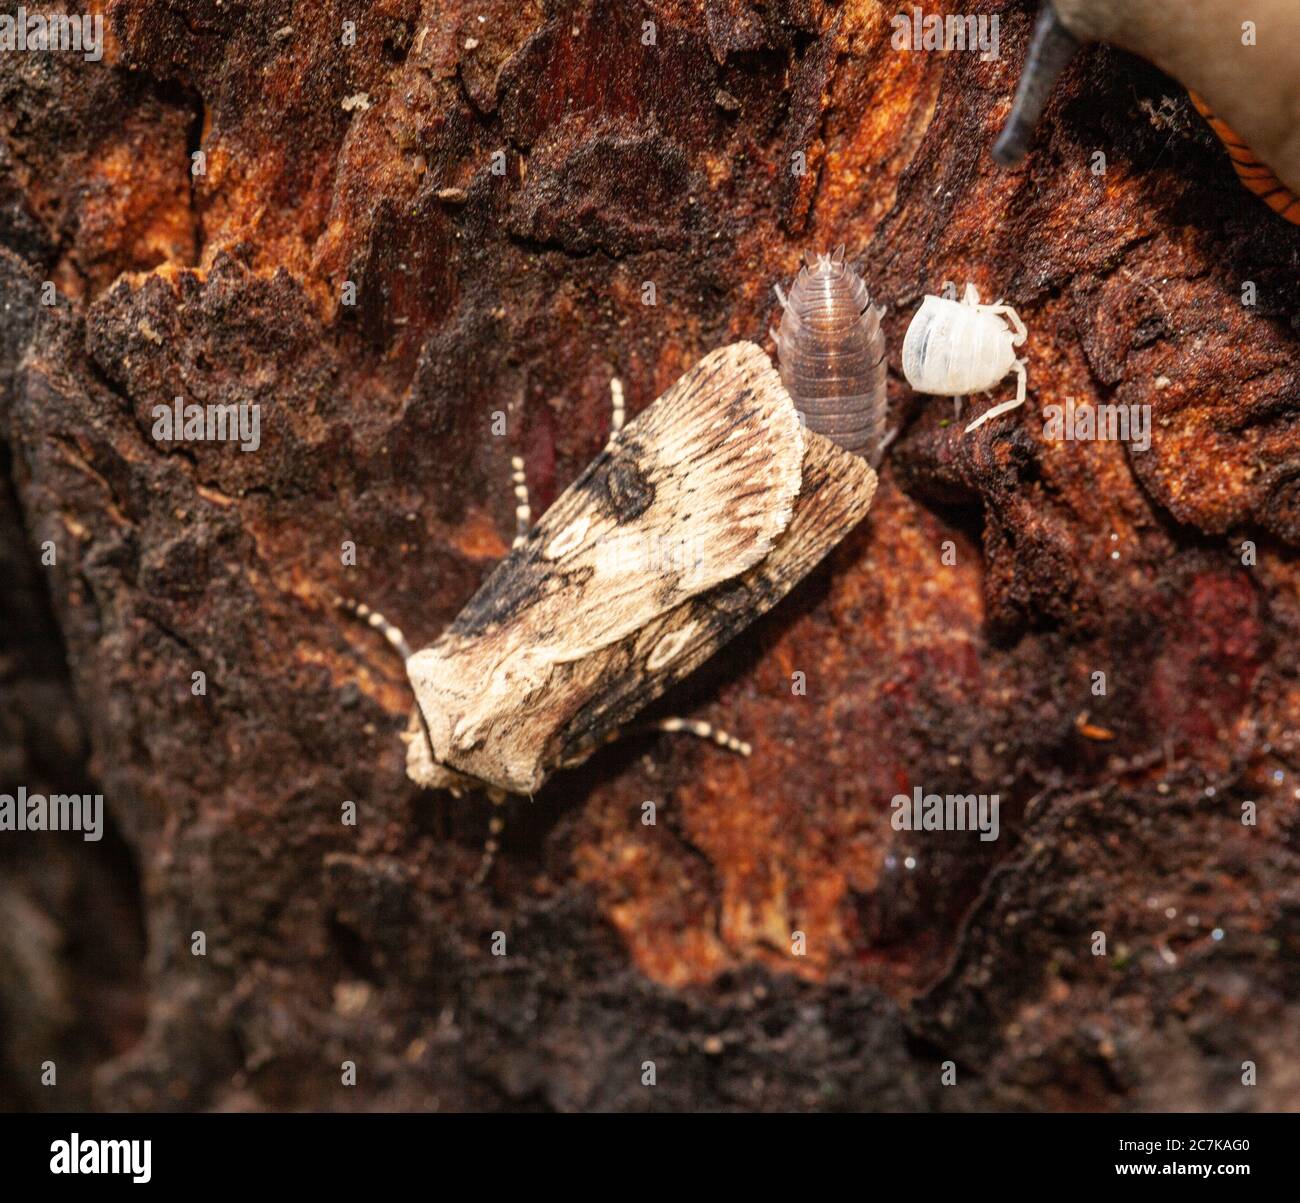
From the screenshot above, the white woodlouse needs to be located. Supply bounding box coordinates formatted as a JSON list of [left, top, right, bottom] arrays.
[[771, 246, 888, 464], [901, 284, 1029, 433]]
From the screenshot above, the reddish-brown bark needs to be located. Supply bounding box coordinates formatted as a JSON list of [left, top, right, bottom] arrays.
[[1, 1, 1297, 1111]]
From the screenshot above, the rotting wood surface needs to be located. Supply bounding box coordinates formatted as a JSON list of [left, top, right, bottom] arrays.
[[1, 1, 1297, 1111]]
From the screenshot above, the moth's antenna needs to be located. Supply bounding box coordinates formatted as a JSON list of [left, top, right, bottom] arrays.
[[336, 596, 413, 662], [510, 456, 531, 549], [992, 2, 1082, 167]]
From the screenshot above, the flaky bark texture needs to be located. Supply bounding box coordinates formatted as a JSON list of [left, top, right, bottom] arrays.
[[2, 0, 1298, 1111]]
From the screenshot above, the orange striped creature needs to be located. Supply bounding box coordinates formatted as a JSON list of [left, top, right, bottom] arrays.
[[993, 1, 1300, 226], [1187, 92, 1300, 225]]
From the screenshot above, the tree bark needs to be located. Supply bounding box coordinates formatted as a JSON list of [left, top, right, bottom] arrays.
[[1, 0, 1297, 1111]]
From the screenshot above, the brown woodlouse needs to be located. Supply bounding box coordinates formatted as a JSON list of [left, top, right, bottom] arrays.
[[771, 246, 888, 464]]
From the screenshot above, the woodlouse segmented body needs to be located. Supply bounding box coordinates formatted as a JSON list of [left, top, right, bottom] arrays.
[[902, 284, 1029, 432], [771, 247, 888, 464]]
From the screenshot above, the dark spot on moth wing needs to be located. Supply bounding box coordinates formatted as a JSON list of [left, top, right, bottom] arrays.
[[604, 454, 655, 521], [722, 386, 755, 427], [551, 427, 877, 773], [705, 571, 779, 618], [449, 556, 595, 638], [434, 342, 805, 671], [523, 339, 803, 608]]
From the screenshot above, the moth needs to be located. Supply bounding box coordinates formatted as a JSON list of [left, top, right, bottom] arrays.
[[992, 1, 1300, 226], [345, 342, 877, 874]]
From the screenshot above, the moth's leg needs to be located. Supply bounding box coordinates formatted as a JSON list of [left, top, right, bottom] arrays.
[[473, 787, 508, 886], [645, 717, 751, 756], [565, 715, 753, 770], [608, 376, 625, 441], [510, 455, 531, 549], [964, 360, 1027, 433], [335, 596, 413, 661]]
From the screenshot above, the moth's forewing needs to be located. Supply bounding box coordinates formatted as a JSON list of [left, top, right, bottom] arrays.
[[401, 707, 477, 793], [552, 426, 876, 771], [406, 341, 805, 794]]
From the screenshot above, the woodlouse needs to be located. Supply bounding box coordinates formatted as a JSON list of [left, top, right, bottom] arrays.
[[902, 284, 1029, 432], [771, 246, 888, 464]]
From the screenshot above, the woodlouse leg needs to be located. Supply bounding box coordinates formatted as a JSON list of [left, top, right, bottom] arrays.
[[964, 359, 1028, 433], [985, 303, 1029, 345], [510, 454, 531, 549], [876, 424, 900, 460], [473, 787, 508, 885], [953, 395, 965, 422], [608, 376, 625, 439], [962, 282, 982, 306], [335, 596, 413, 662], [773, 283, 789, 309]]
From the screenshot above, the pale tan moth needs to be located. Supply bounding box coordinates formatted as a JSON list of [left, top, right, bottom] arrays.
[[344, 342, 877, 879]]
